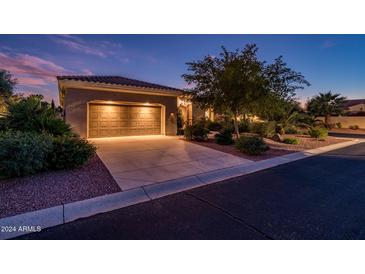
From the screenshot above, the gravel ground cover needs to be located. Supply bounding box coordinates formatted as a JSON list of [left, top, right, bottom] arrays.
[[330, 128, 365, 135], [188, 134, 350, 161], [265, 134, 348, 151], [0, 155, 121, 218]]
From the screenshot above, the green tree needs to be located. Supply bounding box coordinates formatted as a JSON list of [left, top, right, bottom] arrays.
[[255, 56, 310, 127], [0, 70, 17, 114], [264, 56, 310, 101], [306, 91, 346, 126], [182, 44, 268, 139], [258, 96, 302, 133], [0, 70, 17, 98]]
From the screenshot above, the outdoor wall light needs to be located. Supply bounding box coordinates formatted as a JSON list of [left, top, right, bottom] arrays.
[[169, 112, 175, 123]]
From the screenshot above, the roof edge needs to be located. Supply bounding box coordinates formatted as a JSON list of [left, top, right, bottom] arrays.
[[56, 75, 183, 93]]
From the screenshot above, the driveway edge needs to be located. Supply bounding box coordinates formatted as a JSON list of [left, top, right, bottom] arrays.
[[1, 139, 361, 240]]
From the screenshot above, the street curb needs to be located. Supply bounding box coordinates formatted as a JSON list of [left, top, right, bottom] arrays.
[[0, 139, 361, 239], [0, 205, 63, 240], [64, 188, 150, 223], [143, 176, 205, 200]]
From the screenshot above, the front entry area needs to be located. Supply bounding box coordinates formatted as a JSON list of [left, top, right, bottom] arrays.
[[88, 103, 162, 138]]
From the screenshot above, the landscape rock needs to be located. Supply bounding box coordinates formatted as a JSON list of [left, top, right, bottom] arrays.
[[272, 133, 284, 142]]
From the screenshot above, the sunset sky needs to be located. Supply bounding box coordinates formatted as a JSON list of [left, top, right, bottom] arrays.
[[0, 34, 364, 104]]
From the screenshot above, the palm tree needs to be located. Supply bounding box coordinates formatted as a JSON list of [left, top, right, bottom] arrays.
[[306, 92, 346, 126]]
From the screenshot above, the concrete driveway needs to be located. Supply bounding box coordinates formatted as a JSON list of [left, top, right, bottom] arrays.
[[91, 135, 252, 191]]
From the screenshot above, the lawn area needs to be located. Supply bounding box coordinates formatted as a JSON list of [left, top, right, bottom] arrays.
[[0, 155, 120, 218]]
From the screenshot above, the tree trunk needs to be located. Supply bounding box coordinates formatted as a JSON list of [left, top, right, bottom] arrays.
[[233, 112, 240, 140], [325, 115, 329, 127]]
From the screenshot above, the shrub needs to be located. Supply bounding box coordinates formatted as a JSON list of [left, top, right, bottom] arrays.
[[48, 136, 96, 170], [184, 124, 193, 140], [184, 122, 209, 141], [2, 95, 73, 136], [238, 120, 251, 132], [326, 123, 336, 129], [276, 124, 285, 135], [214, 128, 234, 145], [283, 137, 300, 145], [43, 118, 74, 137], [250, 121, 276, 138], [206, 120, 222, 131], [221, 120, 235, 133], [335, 122, 342, 129], [349, 125, 359, 130], [235, 136, 269, 155], [0, 131, 53, 178], [285, 126, 298, 134], [308, 127, 328, 140]]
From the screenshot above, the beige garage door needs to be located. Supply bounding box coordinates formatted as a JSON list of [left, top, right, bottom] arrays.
[[89, 104, 161, 138]]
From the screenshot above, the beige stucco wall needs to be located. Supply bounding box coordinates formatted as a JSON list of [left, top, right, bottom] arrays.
[[192, 104, 206, 121], [64, 88, 178, 138], [349, 103, 365, 112], [318, 116, 365, 129]]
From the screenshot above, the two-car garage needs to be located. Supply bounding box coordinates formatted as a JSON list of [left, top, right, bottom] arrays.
[[58, 75, 184, 138], [88, 103, 162, 138]]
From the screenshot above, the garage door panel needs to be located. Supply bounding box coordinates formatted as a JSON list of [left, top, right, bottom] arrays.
[[89, 104, 161, 138], [90, 112, 99, 119], [120, 112, 129, 119]]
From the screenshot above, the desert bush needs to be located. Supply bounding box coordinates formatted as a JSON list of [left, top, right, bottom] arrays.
[[235, 136, 269, 155], [184, 122, 209, 141], [349, 125, 359, 130], [308, 127, 328, 140], [285, 126, 298, 134], [184, 124, 194, 140], [335, 122, 342, 129], [48, 136, 96, 170], [275, 124, 285, 135], [283, 137, 300, 145], [222, 120, 235, 133], [0, 132, 96, 178], [1, 95, 73, 136], [206, 120, 222, 131], [238, 120, 251, 132], [0, 131, 53, 178], [250, 121, 276, 138], [214, 128, 234, 145], [299, 129, 309, 135]]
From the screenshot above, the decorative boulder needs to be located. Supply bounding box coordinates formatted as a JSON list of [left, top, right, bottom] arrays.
[[272, 133, 284, 142]]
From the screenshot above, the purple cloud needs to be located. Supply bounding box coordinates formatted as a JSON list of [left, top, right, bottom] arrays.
[[81, 68, 93, 75], [0, 52, 68, 82], [51, 35, 123, 58]]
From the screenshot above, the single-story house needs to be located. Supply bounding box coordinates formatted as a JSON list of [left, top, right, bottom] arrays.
[[342, 99, 365, 116], [57, 75, 208, 138]]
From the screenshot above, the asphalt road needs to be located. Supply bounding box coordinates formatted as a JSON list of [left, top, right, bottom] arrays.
[[18, 142, 365, 240]]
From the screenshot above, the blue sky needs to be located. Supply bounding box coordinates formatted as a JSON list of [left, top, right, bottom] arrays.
[[0, 34, 364, 104]]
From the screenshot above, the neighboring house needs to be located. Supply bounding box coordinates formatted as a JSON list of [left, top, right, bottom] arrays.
[[341, 99, 365, 116], [57, 75, 206, 138]]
